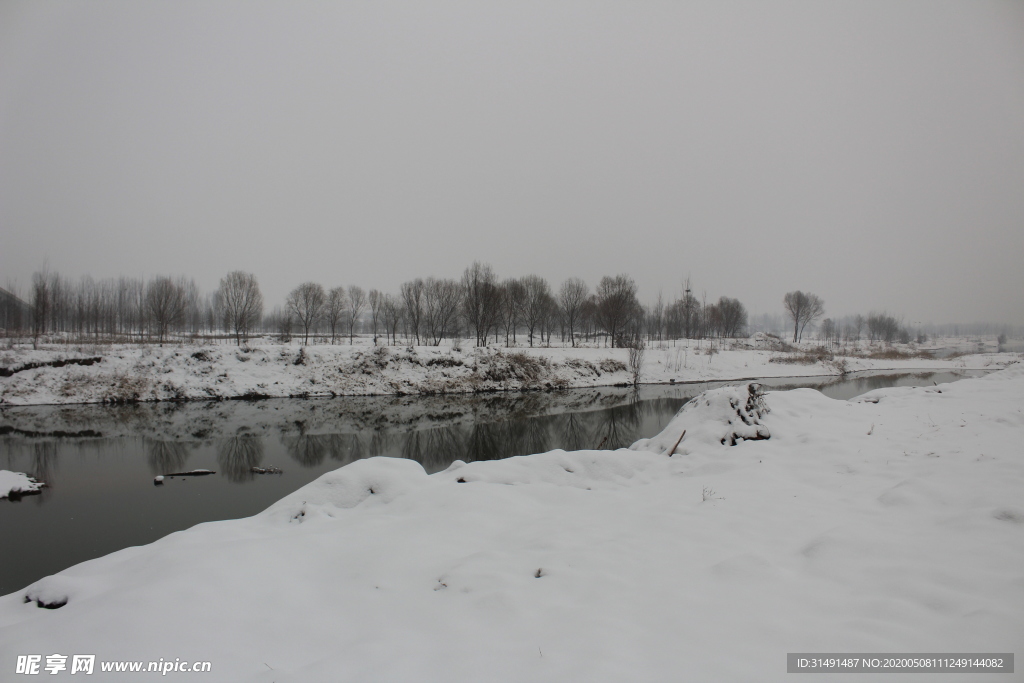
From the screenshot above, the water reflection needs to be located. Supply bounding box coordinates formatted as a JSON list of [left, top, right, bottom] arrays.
[[216, 436, 265, 483], [382, 394, 658, 469], [146, 440, 190, 474], [332, 433, 368, 463], [285, 434, 330, 467], [557, 412, 590, 452], [29, 442, 60, 485], [1, 369, 991, 484]]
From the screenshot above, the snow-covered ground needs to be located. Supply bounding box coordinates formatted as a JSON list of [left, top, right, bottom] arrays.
[[0, 338, 1017, 406], [0, 470, 44, 500], [1, 366, 1022, 681]]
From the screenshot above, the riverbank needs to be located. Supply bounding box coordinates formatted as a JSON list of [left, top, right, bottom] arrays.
[[0, 339, 1018, 406], [2, 366, 1021, 681]]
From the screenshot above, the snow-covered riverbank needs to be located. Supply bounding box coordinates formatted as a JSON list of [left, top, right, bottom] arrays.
[[1, 339, 1017, 406], [2, 367, 1022, 681]]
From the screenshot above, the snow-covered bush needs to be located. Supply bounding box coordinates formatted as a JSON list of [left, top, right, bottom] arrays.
[[631, 382, 770, 455]]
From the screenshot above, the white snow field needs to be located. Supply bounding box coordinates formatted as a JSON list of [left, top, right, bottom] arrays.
[[1, 366, 1023, 681], [0, 338, 1016, 405], [0, 470, 44, 499]]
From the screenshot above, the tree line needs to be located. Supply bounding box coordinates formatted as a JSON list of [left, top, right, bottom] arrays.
[[7, 267, 1013, 349], [3, 264, 755, 348], [260, 265, 750, 348]]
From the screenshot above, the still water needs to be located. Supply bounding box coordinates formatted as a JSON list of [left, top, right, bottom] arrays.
[[0, 370, 986, 595]]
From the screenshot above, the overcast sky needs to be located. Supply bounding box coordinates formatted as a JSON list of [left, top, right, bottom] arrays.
[[1, 0, 1022, 324]]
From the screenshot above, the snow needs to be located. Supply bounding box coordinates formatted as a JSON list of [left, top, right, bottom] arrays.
[[630, 382, 770, 454], [0, 338, 1018, 406], [2, 366, 1023, 680], [0, 470, 44, 499]]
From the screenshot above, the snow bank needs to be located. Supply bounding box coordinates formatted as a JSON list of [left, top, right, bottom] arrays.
[[0, 470, 44, 500], [262, 457, 432, 522], [2, 369, 1023, 681], [0, 340, 1017, 405]]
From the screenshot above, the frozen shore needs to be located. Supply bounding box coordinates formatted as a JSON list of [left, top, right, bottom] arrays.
[[1, 366, 1022, 680], [0, 338, 1017, 406]]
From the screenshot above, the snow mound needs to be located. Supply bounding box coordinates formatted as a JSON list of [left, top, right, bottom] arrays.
[[0, 470, 45, 499], [630, 383, 770, 455], [260, 448, 658, 526], [260, 457, 431, 523], [439, 449, 657, 490], [22, 577, 79, 609]]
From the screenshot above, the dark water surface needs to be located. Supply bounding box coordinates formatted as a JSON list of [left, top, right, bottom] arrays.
[[0, 370, 986, 595]]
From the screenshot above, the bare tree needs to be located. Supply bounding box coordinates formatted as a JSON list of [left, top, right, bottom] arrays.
[[218, 271, 263, 346], [851, 314, 865, 342], [718, 296, 747, 338], [783, 290, 825, 342], [400, 279, 425, 345], [382, 294, 403, 345], [648, 291, 664, 343], [266, 306, 293, 342], [703, 301, 723, 338], [31, 270, 51, 338], [581, 295, 598, 344], [627, 338, 645, 385], [681, 278, 701, 339], [180, 278, 202, 337], [326, 287, 347, 344], [368, 289, 384, 345], [422, 278, 462, 345], [287, 282, 326, 345], [499, 278, 526, 346], [867, 312, 902, 343], [518, 275, 551, 347], [596, 274, 641, 347], [462, 262, 500, 347], [539, 288, 559, 346], [820, 318, 838, 347], [346, 285, 367, 345], [558, 277, 589, 347], [146, 276, 187, 345]]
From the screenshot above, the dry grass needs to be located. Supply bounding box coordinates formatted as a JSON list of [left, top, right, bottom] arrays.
[[769, 348, 833, 365], [848, 348, 935, 360], [772, 345, 940, 364]]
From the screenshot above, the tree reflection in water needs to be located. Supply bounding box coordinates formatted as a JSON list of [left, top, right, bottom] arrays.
[[401, 427, 464, 471], [389, 395, 660, 468], [29, 442, 60, 485], [284, 434, 329, 467], [367, 431, 393, 459], [216, 436, 265, 482], [146, 440, 190, 474], [589, 395, 644, 450], [557, 412, 591, 452]]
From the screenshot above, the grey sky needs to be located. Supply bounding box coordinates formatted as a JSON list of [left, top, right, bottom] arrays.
[[2, 0, 1022, 324]]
